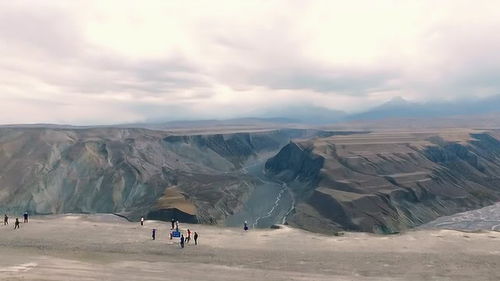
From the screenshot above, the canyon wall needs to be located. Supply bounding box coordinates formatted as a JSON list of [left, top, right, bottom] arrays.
[[266, 130, 500, 233]]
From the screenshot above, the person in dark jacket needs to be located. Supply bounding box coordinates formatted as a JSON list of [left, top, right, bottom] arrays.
[[152, 229, 156, 240], [180, 235, 185, 248], [194, 232, 198, 245], [3, 214, 8, 225], [171, 218, 175, 230], [14, 218, 20, 229], [23, 212, 28, 223]]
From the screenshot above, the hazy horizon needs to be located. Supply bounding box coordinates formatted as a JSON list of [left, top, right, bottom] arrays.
[[1, 1, 500, 125]]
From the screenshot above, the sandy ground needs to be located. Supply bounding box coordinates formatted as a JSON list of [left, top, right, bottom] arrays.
[[0, 214, 499, 281]]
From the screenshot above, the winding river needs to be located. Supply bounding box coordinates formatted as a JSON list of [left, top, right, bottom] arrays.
[[224, 159, 294, 228]]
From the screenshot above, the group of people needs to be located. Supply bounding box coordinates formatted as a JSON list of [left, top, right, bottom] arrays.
[[171, 218, 199, 248], [3, 212, 29, 229], [140, 216, 199, 248], [179, 228, 199, 248]]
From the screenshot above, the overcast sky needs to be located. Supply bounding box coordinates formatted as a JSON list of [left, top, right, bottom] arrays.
[[1, 0, 499, 125]]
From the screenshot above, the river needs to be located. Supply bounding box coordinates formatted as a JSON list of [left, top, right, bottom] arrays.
[[224, 159, 294, 229]]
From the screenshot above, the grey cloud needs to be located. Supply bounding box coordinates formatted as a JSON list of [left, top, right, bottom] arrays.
[[0, 3, 211, 100], [407, 22, 500, 100], [207, 24, 401, 95], [50, 56, 211, 96], [0, 4, 81, 57], [3, 1, 500, 125], [249, 66, 400, 94]]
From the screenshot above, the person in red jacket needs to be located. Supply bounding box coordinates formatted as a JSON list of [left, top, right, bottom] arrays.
[[186, 229, 191, 244]]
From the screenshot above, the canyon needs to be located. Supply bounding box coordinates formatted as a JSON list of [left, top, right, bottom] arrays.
[[1, 126, 500, 233]]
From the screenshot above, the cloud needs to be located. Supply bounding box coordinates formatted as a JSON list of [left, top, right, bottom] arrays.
[[247, 64, 401, 94], [1, 0, 500, 124]]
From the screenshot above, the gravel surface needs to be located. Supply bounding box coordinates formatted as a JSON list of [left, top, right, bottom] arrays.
[[0, 214, 499, 280]]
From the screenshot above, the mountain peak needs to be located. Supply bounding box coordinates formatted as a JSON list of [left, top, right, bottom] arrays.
[[383, 96, 410, 107]]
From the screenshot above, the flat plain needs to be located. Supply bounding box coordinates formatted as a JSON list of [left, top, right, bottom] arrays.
[[0, 214, 499, 281]]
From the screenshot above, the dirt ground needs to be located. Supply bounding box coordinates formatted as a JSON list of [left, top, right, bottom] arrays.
[[0, 214, 499, 280]]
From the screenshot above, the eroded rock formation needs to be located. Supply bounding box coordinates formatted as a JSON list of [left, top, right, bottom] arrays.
[[265, 130, 500, 233]]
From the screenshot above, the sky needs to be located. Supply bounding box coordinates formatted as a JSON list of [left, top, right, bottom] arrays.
[[1, 0, 500, 125]]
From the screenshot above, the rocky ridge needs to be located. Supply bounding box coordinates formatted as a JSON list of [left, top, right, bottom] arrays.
[[265, 130, 500, 233]]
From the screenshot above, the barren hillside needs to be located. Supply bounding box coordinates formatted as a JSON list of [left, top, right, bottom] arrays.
[[266, 129, 500, 233]]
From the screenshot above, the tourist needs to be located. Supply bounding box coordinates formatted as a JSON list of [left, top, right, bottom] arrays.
[[194, 232, 198, 245], [23, 212, 28, 223], [3, 214, 7, 225], [14, 218, 20, 229], [152, 229, 156, 240], [244, 221, 248, 231], [186, 229, 191, 244], [180, 234, 185, 248], [140, 216, 144, 226], [171, 218, 175, 230]]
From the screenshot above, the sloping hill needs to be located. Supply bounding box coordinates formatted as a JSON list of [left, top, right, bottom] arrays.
[[266, 129, 500, 233], [0, 127, 341, 224]]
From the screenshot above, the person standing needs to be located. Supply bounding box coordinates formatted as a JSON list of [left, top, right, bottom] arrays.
[[180, 234, 185, 248], [171, 218, 175, 230], [152, 229, 156, 240], [244, 221, 248, 231], [140, 217, 144, 226], [193, 232, 198, 245], [23, 212, 28, 223], [175, 220, 179, 232], [14, 218, 20, 229], [186, 229, 191, 244], [3, 214, 8, 225]]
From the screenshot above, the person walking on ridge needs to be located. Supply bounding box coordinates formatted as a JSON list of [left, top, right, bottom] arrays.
[[140, 216, 144, 226], [23, 212, 28, 223], [3, 214, 7, 225], [194, 232, 198, 245], [14, 218, 20, 229], [152, 229, 156, 240]]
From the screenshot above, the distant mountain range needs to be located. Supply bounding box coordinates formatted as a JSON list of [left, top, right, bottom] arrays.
[[152, 95, 500, 127], [346, 95, 500, 121], [2, 95, 500, 129]]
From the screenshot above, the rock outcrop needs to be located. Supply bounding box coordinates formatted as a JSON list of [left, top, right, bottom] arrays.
[[3, 126, 498, 234], [265, 130, 500, 233], [0, 127, 340, 223]]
